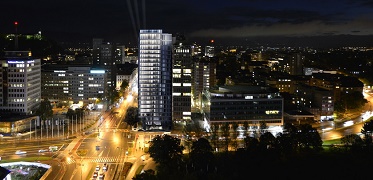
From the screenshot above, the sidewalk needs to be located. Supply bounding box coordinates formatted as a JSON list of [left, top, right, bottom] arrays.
[[122, 132, 158, 180]]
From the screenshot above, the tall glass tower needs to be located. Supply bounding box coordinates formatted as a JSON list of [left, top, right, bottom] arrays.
[[138, 29, 173, 131]]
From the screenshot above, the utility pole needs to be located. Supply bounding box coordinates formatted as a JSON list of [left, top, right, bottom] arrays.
[[41, 120, 43, 140], [58, 118, 60, 137], [71, 117, 73, 136], [75, 115, 78, 134], [63, 119, 65, 139], [29, 119, 32, 140], [52, 118, 54, 138], [47, 120, 49, 139]]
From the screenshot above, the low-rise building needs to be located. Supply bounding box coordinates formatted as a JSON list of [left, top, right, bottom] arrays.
[[201, 85, 284, 132]]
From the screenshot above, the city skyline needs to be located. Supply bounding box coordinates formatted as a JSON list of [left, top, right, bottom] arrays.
[[2, 0, 373, 47]]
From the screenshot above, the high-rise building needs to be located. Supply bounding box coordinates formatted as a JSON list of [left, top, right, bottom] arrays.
[[285, 53, 304, 75], [138, 29, 173, 131], [172, 40, 192, 123], [192, 59, 216, 109], [204, 46, 215, 57], [0, 51, 41, 115], [92, 38, 115, 91]]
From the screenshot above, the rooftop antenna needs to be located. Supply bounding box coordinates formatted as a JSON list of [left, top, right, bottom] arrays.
[[14, 21, 18, 50]]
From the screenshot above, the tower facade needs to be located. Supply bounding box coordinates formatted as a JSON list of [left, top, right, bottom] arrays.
[[172, 41, 192, 123], [138, 29, 173, 131]]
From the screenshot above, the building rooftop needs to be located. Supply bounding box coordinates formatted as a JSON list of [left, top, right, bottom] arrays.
[[211, 85, 279, 94]]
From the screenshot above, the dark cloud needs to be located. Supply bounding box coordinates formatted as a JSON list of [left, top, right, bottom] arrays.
[[1, 0, 373, 46]]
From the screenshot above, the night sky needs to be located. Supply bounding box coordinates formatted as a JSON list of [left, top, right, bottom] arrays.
[[2, 0, 373, 47]]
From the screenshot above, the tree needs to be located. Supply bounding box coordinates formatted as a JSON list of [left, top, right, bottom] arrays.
[[109, 87, 120, 105], [296, 124, 323, 151], [259, 132, 276, 150], [361, 120, 373, 147], [244, 136, 259, 153], [341, 134, 364, 152], [124, 106, 139, 127], [133, 169, 157, 180], [259, 121, 267, 134], [230, 122, 239, 151], [221, 122, 230, 152], [148, 134, 184, 166], [189, 138, 214, 172], [242, 121, 249, 139], [65, 108, 85, 120], [361, 120, 373, 137], [276, 132, 297, 155], [35, 99, 53, 120], [120, 79, 129, 91], [335, 91, 368, 114], [182, 122, 200, 153]]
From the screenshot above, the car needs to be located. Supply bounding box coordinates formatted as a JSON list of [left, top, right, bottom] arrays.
[[95, 165, 100, 171], [49, 146, 58, 152], [93, 171, 98, 179], [15, 150, 27, 155], [38, 149, 48, 153], [102, 164, 108, 171], [98, 173, 105, 179]]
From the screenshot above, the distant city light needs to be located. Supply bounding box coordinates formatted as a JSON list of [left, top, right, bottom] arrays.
[[90, 70, 105, 74]]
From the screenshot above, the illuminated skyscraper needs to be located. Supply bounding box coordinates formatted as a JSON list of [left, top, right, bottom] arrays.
[[172, 35, 192, 123], [138, 29, 173, 131]]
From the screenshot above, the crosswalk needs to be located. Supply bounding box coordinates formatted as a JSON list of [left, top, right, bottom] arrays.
[[66, 157, 76, 165], [88, 156, 121, 163], [65, 156, 126, 164]]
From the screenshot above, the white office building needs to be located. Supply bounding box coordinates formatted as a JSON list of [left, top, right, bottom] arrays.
[[41, 65, 107, 107], [0, 51, 41, 115], [138, 29, 173, 131]]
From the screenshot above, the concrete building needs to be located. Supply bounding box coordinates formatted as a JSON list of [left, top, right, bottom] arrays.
[[115, 63, 138, 90], [294, 84, 334, 121], [0, 51, 41, 115], [205, 46, 215, 57], [282, 53, 305, 75], [309, 73, 364, 101], [41, 64, 107, 107], [138, 29, 173, 131], [92, 38, 115, 90], [201, 85, 283, 131], [192, 59, 216, 110]]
